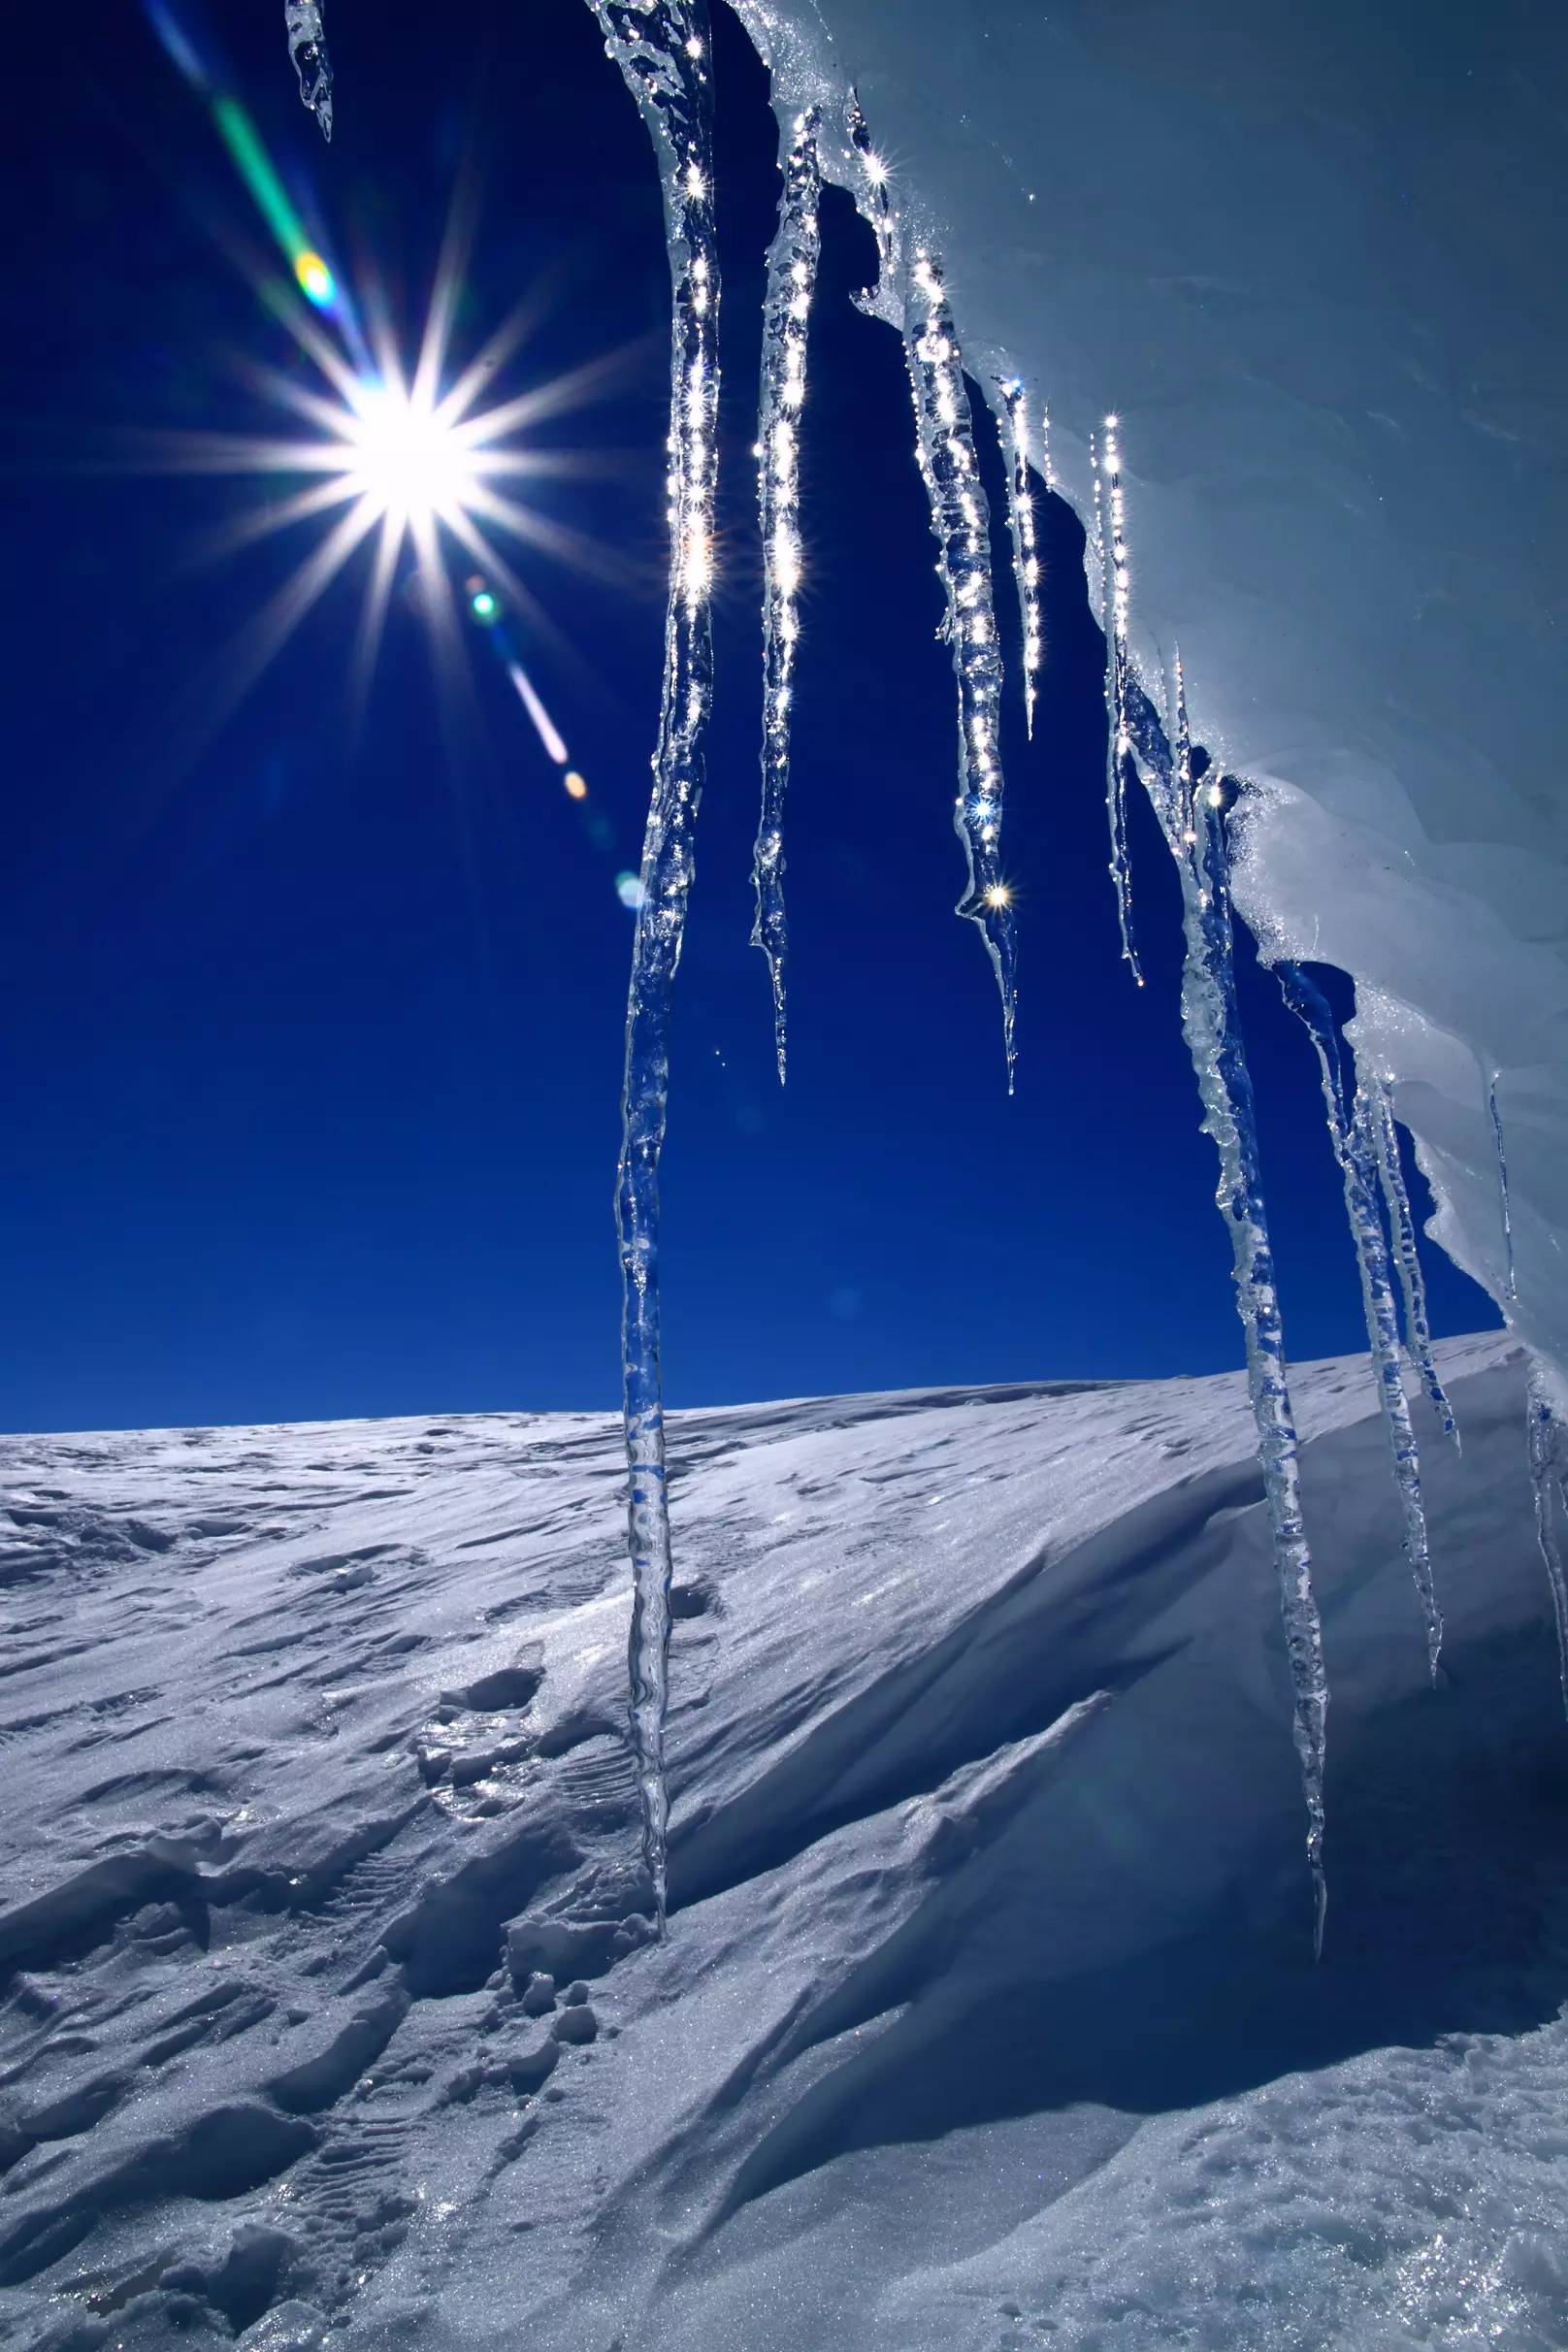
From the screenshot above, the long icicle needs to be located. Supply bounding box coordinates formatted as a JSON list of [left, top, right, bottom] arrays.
[[1368, 1078, 1458, 1444], [996, 378, 1043, 736], [1161, 648, 1329, 1949], [1489, 1074, 1519, 1302], [904, 246, 1020, 1084], [751, 106, 821, 1087], [283, 2, 334, 140], [1278, 962, 1443, 1679], [1526, 1364, 1568, 1717], [586, 0, 718, 1932], [1098, 417, 1144, 986]]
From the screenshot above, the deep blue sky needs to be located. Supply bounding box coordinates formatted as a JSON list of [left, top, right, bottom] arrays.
[[0, 0, 1496, 1431]]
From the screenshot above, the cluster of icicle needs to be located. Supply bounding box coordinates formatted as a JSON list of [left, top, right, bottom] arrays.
[[1102, 426, 1568, 1913], [588, 28, 1033, 1921], [283, 1, 333, 140], [1100, 428, 1478, 1940], [286, 12, 1562, 1941], [585, 31, 1555, 1944], [1113, 644, 1331, 1947], [1276, 962, 1448, 1683]]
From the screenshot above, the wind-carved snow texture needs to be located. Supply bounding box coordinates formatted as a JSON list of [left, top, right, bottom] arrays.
[[283, 1, 334, 141], [751, 105, 821, 1086], [1490, 1077, 1519, 1303], [1368, 1079, 1459, 1446], [996, 380, 1043, 737], [1131, 650, 1328, 1947], [1278, 963, 1443, 1681], [1095, 421, 1143, 986], [586, 0, 719, 1932], [903, 248, 1020, 1084], [1526, 1366, 1568, 1717]]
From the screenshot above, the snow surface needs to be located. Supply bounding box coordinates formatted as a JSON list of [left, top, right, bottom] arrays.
[[5, 1333, 1568, 2349], [725, 0, 1568, 1393]]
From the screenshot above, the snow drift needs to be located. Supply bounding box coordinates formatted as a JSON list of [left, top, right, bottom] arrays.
[[4, 1333, 1568, 2348]]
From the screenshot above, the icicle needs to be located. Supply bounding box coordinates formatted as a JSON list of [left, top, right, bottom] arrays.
[[1367, 1078, 1459, 1445], [1489, 1074, 1518, 1301], [1097, 417, 1143, 986], [1527, 1365, 1568, 1717], [995, 378, 1043, 735], [586, 0, 719, 1932], [1155, 649, 1327, 1946], [1185, 791, 1327, 1947], [283, 1, 334, 141], [1277, 962, 1443, 1679], [1166, 650, 1195, 851], [751, 106, 821, 1087], [903, 248, 1020, 1084]]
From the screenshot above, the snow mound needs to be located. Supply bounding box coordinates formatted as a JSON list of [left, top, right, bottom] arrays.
[[3, 1334, 1567, 2348]]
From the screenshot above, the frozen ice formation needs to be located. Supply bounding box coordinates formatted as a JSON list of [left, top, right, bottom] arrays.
[[902, 243, 1020, 1081], [996, 378, 1043, 738], [587, 0, 720, 1931], [751, 104, 822, 1086], [1366, 1075, 1458, 1445], [572, 0, 1566, 1924], [283, 1, 333, 140], [1279, 961, 1442, 1681]]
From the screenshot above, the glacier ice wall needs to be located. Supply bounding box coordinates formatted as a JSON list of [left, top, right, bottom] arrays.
[[728, 0, 1568, 1396]]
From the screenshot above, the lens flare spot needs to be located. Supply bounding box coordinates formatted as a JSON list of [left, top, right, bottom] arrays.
[[294, 250, 336, 308], [564, 770, 589, 800], [616, 871, 646, 911], [470, 588, 499, 622]]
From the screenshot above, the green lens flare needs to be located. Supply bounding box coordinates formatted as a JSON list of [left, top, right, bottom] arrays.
[[212, 97, 316, 288]]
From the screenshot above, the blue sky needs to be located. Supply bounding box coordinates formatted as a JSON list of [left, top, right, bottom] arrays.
[[0, 0, 1496, 1431]]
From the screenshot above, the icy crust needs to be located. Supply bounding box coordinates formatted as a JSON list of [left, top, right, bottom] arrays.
[[4, 1336, 1568, 2350], [727, 0, 1568, 1392]]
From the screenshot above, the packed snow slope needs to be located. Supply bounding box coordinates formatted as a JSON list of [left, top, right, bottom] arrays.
[[729, 0, 1568, 1389], [4, 1334, 1568, 2350]]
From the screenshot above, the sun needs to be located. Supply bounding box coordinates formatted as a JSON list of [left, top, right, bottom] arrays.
[[136, 234, 621, 748], [340, 382, 481, 524]]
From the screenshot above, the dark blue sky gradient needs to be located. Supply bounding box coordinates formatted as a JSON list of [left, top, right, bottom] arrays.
[[0, 0, 1497, 1430]]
